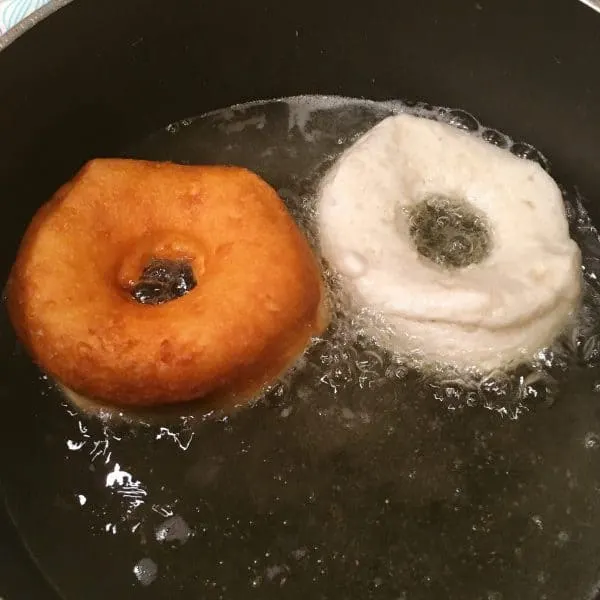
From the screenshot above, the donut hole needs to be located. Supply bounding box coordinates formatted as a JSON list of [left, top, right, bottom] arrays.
[[131, 258, 197, 305], [407, 195, 491, 269]]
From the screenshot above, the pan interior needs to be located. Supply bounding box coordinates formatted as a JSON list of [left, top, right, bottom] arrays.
[[2, 96, 600, 600]]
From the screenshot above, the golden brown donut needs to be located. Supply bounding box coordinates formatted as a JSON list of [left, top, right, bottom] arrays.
[[6, 159, 327, 409]]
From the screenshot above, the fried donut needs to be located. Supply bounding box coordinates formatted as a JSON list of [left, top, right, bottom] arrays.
[[7, 159, 327, 408], [317, 113, 582, 370]]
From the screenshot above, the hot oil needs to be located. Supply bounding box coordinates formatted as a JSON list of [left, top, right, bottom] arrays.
[[3, 96, 600, 600]]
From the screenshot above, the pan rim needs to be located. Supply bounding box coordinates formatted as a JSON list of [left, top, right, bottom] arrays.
[[0, 0, 598, 53], [0, 0, 73, 51]]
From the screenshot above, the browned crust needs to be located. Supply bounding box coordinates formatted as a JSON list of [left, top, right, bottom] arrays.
[[7, 159, 327, 408]]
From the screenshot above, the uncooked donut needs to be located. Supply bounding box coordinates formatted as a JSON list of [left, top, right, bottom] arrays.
[[317, 113, 582, 370]]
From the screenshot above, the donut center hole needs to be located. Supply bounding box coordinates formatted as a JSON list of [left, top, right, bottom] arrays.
[[407, 195, 491, 269], [131, 258, 197, 305]]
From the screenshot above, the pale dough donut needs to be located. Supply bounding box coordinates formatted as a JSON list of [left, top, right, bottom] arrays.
[[317, 113, 582, 370], [7, 159, 327, 408]]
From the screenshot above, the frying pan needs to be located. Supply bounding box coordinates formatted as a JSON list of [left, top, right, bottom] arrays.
[[2, 0, 600, 598]]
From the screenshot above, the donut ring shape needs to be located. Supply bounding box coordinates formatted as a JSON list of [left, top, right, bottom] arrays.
[[317, 114, 582, 370], [7, 159, 326, 407]]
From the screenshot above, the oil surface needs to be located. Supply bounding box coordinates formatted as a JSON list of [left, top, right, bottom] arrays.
[[2, 96, 600, 600]]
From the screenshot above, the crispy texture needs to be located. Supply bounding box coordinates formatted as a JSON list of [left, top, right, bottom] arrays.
[[7, 159, 326, 407]]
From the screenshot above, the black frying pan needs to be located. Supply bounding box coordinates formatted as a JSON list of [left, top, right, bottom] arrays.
[[2, 1, 600, 598]]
